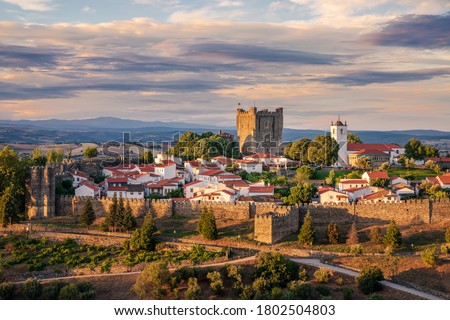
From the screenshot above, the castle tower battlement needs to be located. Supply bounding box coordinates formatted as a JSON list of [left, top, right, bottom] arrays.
[[236, 104, 283, 155]]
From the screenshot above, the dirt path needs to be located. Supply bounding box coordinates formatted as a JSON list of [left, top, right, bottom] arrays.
[[291, 258, 444, 300]]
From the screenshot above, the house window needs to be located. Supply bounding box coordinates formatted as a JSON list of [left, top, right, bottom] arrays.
[[340, 129, 343, 134], [130, 192, 134, 195], [330, 195, 334, 199]]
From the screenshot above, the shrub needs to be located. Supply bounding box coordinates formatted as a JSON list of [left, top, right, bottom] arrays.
[[132, 261, 170, 299], [185, 277, 202, 300], [421, 247, 440, 267], [335, 277, 344, 286], [370, 227, 383, 244], [22, 278, 41, 300], [383, 220, 402, 248], [446, 227, 450, 243], [206, 271, 224, 295], [441, 244, 450, 254], [252, 277, 271, 294], [41, 281, 68, 299], [226, 264, 243, 283], [298, 266, 308, 282], [355, 266, 384, 294], [271, 287, 283, 299], [100, 259, 113, 273], [129, 215, 157, 251], [196, 207, 218, 240], [350, 244, 363, 256], [313, 268, 333, 283], [288, 281, 312, 299], [239, 285, 255, 300], [327, 223, 339, 244], [0, 282, 15, 300], [298, 211, 315, 245], [315, 285, 331, 297], [58, 284, 80, 300], [342, 286, 354, 300]]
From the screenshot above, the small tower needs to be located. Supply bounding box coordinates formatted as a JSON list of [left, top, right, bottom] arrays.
[[330, 116, 348, 166]]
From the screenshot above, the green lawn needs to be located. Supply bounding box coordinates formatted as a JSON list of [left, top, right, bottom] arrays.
[[388, 168, 435, 180], [312, 170, 354, 180]]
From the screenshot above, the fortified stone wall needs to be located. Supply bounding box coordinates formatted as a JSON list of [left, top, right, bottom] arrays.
[[254, 207, 299, 244], [26, 165, 56, 219]]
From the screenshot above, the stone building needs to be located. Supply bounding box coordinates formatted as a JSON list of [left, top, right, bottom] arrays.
[[236, 104, 283, 155], [25, 163, 57, 219], [330, 116, 348, 166]]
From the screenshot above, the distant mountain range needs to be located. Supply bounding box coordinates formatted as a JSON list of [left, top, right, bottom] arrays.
[[1, 117, 449, 145]]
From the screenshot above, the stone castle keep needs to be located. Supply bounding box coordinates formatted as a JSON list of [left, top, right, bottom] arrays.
[[236, 105, 283, 154]]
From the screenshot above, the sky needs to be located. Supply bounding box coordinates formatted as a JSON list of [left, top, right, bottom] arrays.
[[0, 0, 449, 131]]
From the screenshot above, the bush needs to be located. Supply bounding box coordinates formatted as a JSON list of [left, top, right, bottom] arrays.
[[58, 284, 80, 300], [342, 286, 354, 300], [132, 261, 170, 299], [446, 227, 450, 243], [22, 278, 41, 300], [355, 266, 384, 294], [315, 285, 331, 297], [313, 268, 333, 283], [239, 285, 255, 300], [327, 223, 339, 244], [335, 277, 344, 286], [185, 277, 202, 300], [271, 287, 283, 299], [288, 281, 312, 299], [421, 247, 440, 267], [298, 266, 308, 282], [226, 264, 243, 283], [252, 277, 271, 294], [346, 222, 359, 245], [370, 227, 383, 244], [0, 282, 15, 299], [206, 271, 224, 295], [441, 244, 450, 254], [349, 244, 363, 256], [41, 281, 68, 299]]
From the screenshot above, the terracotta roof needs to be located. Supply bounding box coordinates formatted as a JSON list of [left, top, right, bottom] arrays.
[[319, 189, 349, 197], [424, 157, 450, 163], [361, 189, 390, 200], [352, 149, 389, 155], [344, 186, 372, 192], [137, 164, 156, 173], [249, 186, 275, 193], [107, 177, 128, 183], [347, 143, 402, 152], [365, 172, 389, 179], [69, 170, 89, 179], [198, 169, 223, 176], [79, 180, 100, 191], [212, 156, 234, 165], [437, 173, 450, 185], [183, 180, 205, 188], [392, 182, 410, 190], [225, 180, 250, 188], [426, 177, 440, 184], [340, 179, 369, 184], [154, 161, 176, 168], [237, 160, 260, 165], [217, 174, 242, 180]]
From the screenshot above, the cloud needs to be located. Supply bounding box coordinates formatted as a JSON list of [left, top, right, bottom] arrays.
[[82, 6, 96, 14], [186, 42, 344, 65], [2, 0, 54, 11], [317, 68, 450, 86], [0, 44, 62, 69], [362, 12, 450, 48]]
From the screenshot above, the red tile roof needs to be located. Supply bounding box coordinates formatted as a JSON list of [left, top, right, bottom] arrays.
[[344, 186, 371, 192], [154, 161, 176, 168], [352, 149, 389, 155], [361, 189, 390, 200], [217, 174, 242, 180], [437, 173, 450, 185], [79, 180, 100, 191], [426, 177, 440, 184], [183, 180, 205, 188], [69, 170, 89, 179], [365, 172, 389, 179], [225, 180, 250, 188], [198, 169, 223, 176], [425, 157, 450, 163], [347, 143, 402, 151], [237, 159, 260, 165], [340, 179, 369, 184], [249, 186, 275, 193]]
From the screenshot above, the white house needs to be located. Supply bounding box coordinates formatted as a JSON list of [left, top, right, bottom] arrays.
[[225, 180, 250, 197], [243, 153, 288, 167], [191, 189, 239, 202], [183, 180, 210, 198], [75, 181, 100, 198], [344, 186, 377, 201], [154, 161, 177, 179], [147, 178, 180, 196], [319, 189, 349, 203], [362, 171, 389, 183], [360, 189, 399, 202], [390, 177, 408, 186], [236, 160, 263, 173], [248, 186, 275, 197], [337, 179, 370, 191], [69, 170, 89, 188], [106, 184, 145, 199]]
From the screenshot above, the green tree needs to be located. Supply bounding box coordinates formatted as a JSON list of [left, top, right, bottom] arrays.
[[139, 151, 154, 164], [355, 156, 371, 169], [121, 200, 137, 231], [104, 194, 119, 231], [370, 178, 389, 188], [405, 138, 424, 160], [185, 277, 202, 300], [370, 226, 383, 244], [253, 252, 299, 288], [324, 169, 336, 186], [83, 147, 98, 160], [0, 146, 27, 225], [378, 162, 390, 172], [404, 157, 415, 169], [295, 165, 315, 182], [284, 182, 316, 205], [307, 135, 338, 166], [132, 261, 169, 299], [31, 148, 47, 166], [346, 222, 359, 245], [129, 214, 158, 251], [196, 207, 218, 240], [383, 220, 402, 248], [298, 211, 315, 245], [347, 133, 362, 144], [327, 223, 339, 244], [346, 171, 362, 179], [46, 148, 64, 163], [285, 138, 311, 162], [22, 278, 42, 300], [355, 266, 384, 294], [446, 227, 450, 243], [207, 271, 224, 295], [80, 198, 96, 227], [421, 247, 440, 267]]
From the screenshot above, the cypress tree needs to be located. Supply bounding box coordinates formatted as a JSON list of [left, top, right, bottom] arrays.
[[80, 198, 96, 227], [197, 207, 218, 240], [105, 194, 118, 231], [116, 196, 125, 231], [327, 223, 339, 244], [383, 220, 402, 248], [346, 222, 359, 245], [121, 200, 137, 231], [298, 211, 315, 245]]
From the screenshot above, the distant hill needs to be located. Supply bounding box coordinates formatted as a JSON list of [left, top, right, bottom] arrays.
[[1, 117, 449, 145]]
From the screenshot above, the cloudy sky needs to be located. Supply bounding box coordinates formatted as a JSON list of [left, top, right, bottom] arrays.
[[0, 0, 449, 130]]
